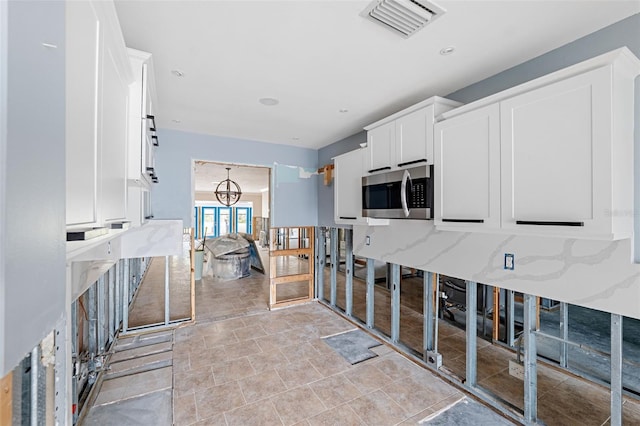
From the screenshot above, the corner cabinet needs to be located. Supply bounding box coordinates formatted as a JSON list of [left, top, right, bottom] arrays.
[[333, 149, 388, 226], [434, 104, 501, 230], [435, 47, 640, 240], [364, 96, 462, 174]]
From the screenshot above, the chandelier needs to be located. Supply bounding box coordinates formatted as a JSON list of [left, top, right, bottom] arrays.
[[214, 167, 242, 206]]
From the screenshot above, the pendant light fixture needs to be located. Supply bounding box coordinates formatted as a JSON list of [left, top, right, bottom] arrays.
[[215, 167, 242, 206]]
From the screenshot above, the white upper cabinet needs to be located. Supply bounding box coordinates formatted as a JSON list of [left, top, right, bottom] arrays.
[[500, 65, 629, 239], [435, 47, 640, 240], [434, 104, 501, 230], [364, 97, 461, 174], [65, 1, 133, 229], [395, 107, 432, 168], [334, 149, 364, 224], [65, 1, 101, 226], [365, 122, 395, 173]]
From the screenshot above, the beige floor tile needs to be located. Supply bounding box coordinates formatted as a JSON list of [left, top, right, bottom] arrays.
[[211, 357, 256, 385], [239, 369, 288, 403], [174, 365, 214, 396], [192, 414, 228, 426], [174, 393, 198, 426], [194, 381, 246, 420], [374, 352, 423, 381], [348, 389, 407, 425], [342, 362, 392, 394], [271, 385, 326, 426], [307, 351, 352, 377], [307, 404, 365, 426], [189, 347, 228, 370], [224, 401, 283, 426], [280, 341, 321, 363], [248, 347, 289, 373], [308, 374, 362, 409], [223, 339, 262, 358], [203, 328, 239, 348], [276, 359, 323, 389], [234, 324, 268, 341]]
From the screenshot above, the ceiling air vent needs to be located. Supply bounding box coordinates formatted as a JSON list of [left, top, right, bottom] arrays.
[[361, 0, 446, 38]]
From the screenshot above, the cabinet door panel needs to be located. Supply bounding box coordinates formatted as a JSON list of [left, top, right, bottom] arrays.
[[100, 47, 129, 222], [66, 2, 100, 225], [501, 66, 610, 230], [435, 104, 500, 229], [366, 122, 394, 172], [395, 107, 431, 166], [334, 149, 363, 222]]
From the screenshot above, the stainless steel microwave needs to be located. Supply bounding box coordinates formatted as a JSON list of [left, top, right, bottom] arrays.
[[362, 165, 433, 219]]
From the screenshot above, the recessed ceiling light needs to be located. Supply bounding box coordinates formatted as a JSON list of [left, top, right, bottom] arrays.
[[172, 119, 181, 123], [171, 69, 185, 77], [259, 97, 279, 106], [339, 108, 349, 113], [440, 46, 455, 56]]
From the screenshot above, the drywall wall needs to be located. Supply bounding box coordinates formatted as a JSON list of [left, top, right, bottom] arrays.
[[350, 13, 640, 320], [317, 131, 366, 227], [2, 0, 66, 375], [0, 0, 7, 378], [153, 129, 318, 228]]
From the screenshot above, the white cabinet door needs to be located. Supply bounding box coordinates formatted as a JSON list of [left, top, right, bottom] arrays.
[[500, 66, 611, 236], [334, 149, 363, 223], [100, 45, 129, 222], [65, 1, 101, 226], [395, 106, 433, 167], [435, 104, 501, 230], [365, 122, 394, 173]]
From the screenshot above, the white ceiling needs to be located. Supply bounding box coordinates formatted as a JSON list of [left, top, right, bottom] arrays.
[[194, 161, 270, 194], [115, 1, 640, 150]]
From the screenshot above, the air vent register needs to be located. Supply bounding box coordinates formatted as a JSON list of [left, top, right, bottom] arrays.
[[361, 0, 445, 38]]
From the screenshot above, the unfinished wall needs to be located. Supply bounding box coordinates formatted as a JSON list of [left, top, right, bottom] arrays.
[[153, 129, 318, 228], [1, 0, 66, 376]]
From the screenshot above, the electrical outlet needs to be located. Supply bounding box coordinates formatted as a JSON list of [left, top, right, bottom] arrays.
[[366, 236, 371, 245], [504, 253, 514, 270]]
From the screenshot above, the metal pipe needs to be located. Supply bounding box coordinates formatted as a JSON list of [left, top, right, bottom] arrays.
[[523, 293, 537, 423], [424, 271, 434, 354], [317, 228, 325, 301], [366, 258, 374, 329], [330, 228, 338, 307], [466, 280, 477, 387], [390, 263, 400, 343], [30, 346, 39, 426], [434, 273, 440, 353], [345, 229, 353, 316], [123, 259, 130, 333], [560, 302, 569, 368], [164, 255, 170, 325], [611, 313, 623, 426]]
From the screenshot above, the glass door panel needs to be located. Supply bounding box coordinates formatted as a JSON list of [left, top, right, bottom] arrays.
[[219, 207, 232, 235], [194, 207, 200, 238], [202, 207, 217, 238], [235, 207, 252, 234]]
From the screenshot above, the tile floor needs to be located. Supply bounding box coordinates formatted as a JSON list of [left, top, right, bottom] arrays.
[[172, 302, 506, 426]]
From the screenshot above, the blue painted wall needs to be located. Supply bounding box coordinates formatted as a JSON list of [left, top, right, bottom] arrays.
[[153, 129, 319, 227]]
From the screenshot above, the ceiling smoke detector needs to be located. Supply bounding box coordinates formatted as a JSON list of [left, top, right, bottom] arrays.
[[361, 0, 446, 38]]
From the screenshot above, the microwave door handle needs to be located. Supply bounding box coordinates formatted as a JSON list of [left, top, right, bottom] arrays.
[[401, 169, 410, 218]]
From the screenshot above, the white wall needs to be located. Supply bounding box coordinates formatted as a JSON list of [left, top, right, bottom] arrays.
[[1, 0, 66, 375], [261, 191, 269, 219]]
